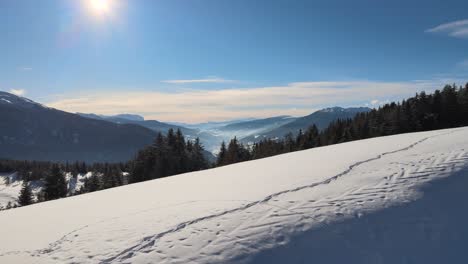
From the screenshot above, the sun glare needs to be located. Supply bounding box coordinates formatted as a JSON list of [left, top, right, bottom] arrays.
[[88, 0, 111, 15]]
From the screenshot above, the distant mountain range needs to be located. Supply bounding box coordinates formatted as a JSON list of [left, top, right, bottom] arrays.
[[219, 116, 296, 134], [77, 113, 198, 137], [0, 91, 371, 162], [78, 113, 145, 122], [76, 113, 222, 153], [241, 107, 371, 143]]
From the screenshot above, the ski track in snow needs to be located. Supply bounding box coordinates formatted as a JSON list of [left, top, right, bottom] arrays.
[[103, 130, 467, 263], [102, 134, 438, 263], [1, 129, 468, 263]]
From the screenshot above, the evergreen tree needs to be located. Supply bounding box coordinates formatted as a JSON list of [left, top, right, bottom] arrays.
[[217, 141, 227, 166], [192, 138, 208, 170], [43, 165, 68, 200], [17, 181, 34, 206], [83, 174, 101, 192], [458, 83, 468, 122]]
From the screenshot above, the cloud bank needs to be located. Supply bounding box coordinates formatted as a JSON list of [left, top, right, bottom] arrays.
[[426, 19, 468, 39], [45, 79, 452, 123]]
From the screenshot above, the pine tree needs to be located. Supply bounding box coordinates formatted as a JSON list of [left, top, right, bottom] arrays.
[[284, 133, 295, 152], [441, 85, 459, 126], [84, 174, 101, 192], [17, 181, 34, 206], [192, 138, 208, 170], [43, 165, 68, 200], [217, 141, 227, 166], [458, 84, 468, 124]]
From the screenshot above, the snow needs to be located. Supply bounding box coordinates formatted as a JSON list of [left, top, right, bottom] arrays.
[[0, 173, 94, 208], [0, 98, 12, 104], [0, 173, 42, 208], [0, 127, 468, 263]]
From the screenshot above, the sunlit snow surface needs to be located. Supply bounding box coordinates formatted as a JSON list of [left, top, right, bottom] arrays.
[[1, 127, 468, 263]]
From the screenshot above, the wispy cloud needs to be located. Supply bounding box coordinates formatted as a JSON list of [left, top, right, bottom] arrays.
[[45, 79, 454, 123], [9, 89, 26, 96], [19, 67, 33, 71], [162, 77, 235, 84], [426, 19, 468, 38]]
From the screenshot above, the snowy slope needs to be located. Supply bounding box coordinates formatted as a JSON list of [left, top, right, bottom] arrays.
[[0, 127, 468, 263]]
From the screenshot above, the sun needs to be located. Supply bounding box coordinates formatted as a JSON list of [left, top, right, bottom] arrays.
[[88, 0, 111, 15]]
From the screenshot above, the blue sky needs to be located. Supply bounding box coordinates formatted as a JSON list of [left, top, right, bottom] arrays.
[[1, 0, 467, 122]]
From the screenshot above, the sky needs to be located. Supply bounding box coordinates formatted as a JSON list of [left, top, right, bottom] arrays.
[[1, 0, 467, 123]]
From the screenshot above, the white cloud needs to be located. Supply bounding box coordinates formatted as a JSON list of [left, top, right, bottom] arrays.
[[45, 79, 454, 123], [9, 89, 26, 96], [426, 19, 468, 39], [370, 99, 380, 105], [19, 67, 33, 71], [162, 77, 235, 84]]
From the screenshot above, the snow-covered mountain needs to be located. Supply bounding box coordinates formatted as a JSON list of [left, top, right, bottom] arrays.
[[1, 127, 467, 263], [0, 91, 45, 109]]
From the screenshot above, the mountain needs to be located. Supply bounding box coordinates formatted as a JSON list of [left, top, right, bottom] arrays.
[[78, 112, 220, 155], [199, 116, 297, 144], [242, 107, 371, 143], [77, 113, 193, 134], [0, 91, 157, 163], [171, 116, 297, 153], [77, 113, 145, 122], [112, 114, 144, 122], [219, 116, 296, 134], [0, 127, 467, 263], [171, 118, 258, 131]]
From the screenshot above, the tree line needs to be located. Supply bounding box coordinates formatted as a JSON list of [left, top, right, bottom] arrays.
[[0, 129, 208, 209], [128, 129, 208, 183], [0, 160, 130, 209], [216, 83, 468, 165]]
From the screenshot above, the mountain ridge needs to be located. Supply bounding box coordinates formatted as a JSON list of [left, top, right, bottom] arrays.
[[241, 106, 371, 143], [0, 91, 157, 163]]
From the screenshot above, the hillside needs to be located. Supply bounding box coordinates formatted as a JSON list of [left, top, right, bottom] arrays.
[[0, 127, 467, 263], [0, 91, 156, 163]]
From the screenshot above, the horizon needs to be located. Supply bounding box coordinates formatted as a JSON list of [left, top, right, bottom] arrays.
[[1, 88, 378, 124], [1, 0, 468, 122]]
